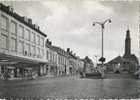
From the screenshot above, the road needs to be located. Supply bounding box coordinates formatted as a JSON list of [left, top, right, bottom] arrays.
[[0, 75, 140, 99]]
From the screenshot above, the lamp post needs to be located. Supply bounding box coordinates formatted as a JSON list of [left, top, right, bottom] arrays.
[[93, 18, 111, 67]]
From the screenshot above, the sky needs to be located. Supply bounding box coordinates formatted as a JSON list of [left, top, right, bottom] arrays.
[[1, 0, 140, 63]]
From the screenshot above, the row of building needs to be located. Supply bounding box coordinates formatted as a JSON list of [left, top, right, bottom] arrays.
[[0, 3, 93, 79]]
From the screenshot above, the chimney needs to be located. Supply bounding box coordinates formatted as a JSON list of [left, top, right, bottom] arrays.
[[49, 41, 52, 45], [38, 26, 40, 30], [34, 24, 39, 30], [8, 6, 14, 13], [67, 48, 70, 53], [46, 39, 49, 43], [24, 17, 28, 23], [28, 18, 32, 25], [70, 51, 73, 54]]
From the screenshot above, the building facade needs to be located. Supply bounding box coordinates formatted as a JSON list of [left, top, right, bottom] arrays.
[[52, 46, 69, 75], [66, 48, 84, 74], [0, 3, 48, 79], [45, 39, 58, 76]]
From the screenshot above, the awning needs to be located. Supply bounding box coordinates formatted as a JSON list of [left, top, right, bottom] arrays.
[[24, 67, 32, 70], [7, 66, 15, 69], [0, 53, 48, 66], [0, 61, 18, 65], [49, 62, 57, 67]]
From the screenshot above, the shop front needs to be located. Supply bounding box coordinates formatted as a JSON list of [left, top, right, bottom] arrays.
[[0, 53, 48, 80]]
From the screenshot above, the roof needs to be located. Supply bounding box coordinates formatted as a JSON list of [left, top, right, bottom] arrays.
[[107, 56, 130, 64], [51, 46, 68, 57], [107, 54, 139, 65], [68, 53, 77, 59], [0, 3, 47, 37]]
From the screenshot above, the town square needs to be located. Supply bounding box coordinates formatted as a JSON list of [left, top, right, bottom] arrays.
[[0, 0, 140, 99]]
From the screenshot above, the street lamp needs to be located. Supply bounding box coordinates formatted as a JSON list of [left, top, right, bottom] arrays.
[[92, 18, 111, 66]]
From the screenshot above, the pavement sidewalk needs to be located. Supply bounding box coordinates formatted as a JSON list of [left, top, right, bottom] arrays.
[[0, 74, 80, 83]]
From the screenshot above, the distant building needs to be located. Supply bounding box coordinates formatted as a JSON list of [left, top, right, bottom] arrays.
[[66, 48, 84, 74], [52, 46, 69, 75], [45, 39, 58, 76], [107, 29, 138, 73]]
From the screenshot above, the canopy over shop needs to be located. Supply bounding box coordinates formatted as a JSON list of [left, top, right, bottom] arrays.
[[0, 53, 48, 79]]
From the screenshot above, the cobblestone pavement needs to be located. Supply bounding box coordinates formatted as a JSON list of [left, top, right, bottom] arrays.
[[0, 75, 140, 99]]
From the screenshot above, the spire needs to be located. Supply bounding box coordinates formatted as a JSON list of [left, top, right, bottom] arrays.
[[126, 27, 130, 38], [124, 27, 131, 57]]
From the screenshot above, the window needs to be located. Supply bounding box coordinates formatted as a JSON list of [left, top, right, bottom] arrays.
[[25, 43, 30, 55], [55, 54, 57, 62], [53, 53, 54, 61], [41, 49, 44, 58], [11, 38, 17, 51], [58, 56, 60, 64], [46, 50, 49, 60], [62, 57, 63, 64], [31, 45, 35, 57], [1, 34, 8, 49], [50, 52, 52, 61], [1, 15, 8, 30], [25, 29, 30, 40], [36, 47, 40, 57], [36, 48, 38, 56], [11, 21, 17, 35], [40, 37, 44, 47], [18, 41, 24, 54], [36, 35, 40, 45], [60, 56, 62, 64], [19, 25, 24, 38], [31, 32, 35, 43]]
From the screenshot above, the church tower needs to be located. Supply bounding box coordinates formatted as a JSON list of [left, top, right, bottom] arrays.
[[124, 29, 131, 57]]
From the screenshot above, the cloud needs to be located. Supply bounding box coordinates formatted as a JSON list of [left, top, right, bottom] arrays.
[[2, 1, 139, 62]]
